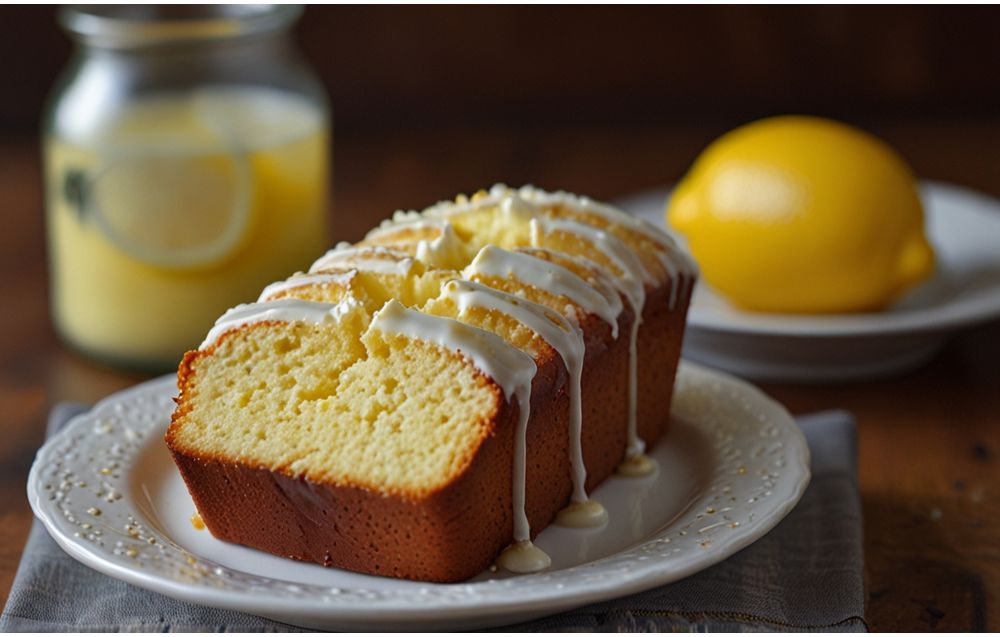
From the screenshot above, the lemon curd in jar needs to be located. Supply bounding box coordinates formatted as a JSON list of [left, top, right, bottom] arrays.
[[46, 87, 329, 368]]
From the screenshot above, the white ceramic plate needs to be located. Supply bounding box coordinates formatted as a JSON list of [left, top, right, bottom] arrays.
[[616, 181, 1000, 382], [29, 362, 809, 631]]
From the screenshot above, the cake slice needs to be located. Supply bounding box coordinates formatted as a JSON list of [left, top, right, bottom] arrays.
[[170, 296, 527, 580]]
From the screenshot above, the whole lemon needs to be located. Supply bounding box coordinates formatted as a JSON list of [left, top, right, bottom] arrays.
[[668, 116, 934, 313]]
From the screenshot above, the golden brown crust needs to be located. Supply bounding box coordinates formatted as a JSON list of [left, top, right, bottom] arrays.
[[170, 395, 517, 581], [636, 276, 692, 447]]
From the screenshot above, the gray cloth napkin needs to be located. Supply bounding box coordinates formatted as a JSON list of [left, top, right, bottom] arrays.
[[1, 404, 866, 632]]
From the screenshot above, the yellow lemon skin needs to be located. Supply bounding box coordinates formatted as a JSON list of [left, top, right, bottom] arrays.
[[668, 116, 935, 314]]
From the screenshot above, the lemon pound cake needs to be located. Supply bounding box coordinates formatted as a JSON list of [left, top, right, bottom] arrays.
[[167, 185, 696, 582]]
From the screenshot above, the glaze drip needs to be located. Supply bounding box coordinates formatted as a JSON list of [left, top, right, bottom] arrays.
[[369, 299, 537, 405], [369, 299, 546, 567], [530, 216, 649, 460], [497, 540, 551, 573], [616, 453, 658, 478], [512, 247, 625, 334], [463, 245, 619, 336], [554, 499, 609, 528], [441, 279, 590, 505]]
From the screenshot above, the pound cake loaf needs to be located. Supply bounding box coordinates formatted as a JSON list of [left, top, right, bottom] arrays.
[[167, 185, 696, 582]]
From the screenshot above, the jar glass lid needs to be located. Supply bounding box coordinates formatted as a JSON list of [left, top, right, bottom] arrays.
[[59, 5, 302, 48]]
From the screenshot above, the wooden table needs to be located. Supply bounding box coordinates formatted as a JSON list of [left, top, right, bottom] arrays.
[[1, 121, 998, 631]]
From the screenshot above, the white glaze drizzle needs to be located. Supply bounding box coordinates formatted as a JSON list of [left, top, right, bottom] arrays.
[[462, 245, 620, 338], [661, 255, 682, 310], [510, 247, 655, 466], [388, 184, 695, 314], [369, 299, 536, 404], [441, 279, 593, 507], [616, 453, 659, 478], [258, 271, 357, 302], [554, 498, 609, 528], [496, 540, 551, 573], [519, 186, 697, 310], [511, 185, 697, 270], [369, 299, 546, 566], [531, 216, 655, 291], [530, 217, 649, 460], [421, 184, 697, 304], [309, 243, 417, 276], [512, 247, 625, 324], [199, 297, 364, 350]]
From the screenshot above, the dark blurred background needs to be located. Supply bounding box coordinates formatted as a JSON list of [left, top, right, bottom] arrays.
[[3, 6, 999, 242], [5, 6, 1000, 131]]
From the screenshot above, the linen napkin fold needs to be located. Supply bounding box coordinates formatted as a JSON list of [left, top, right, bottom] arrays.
[[1, 404, 865, 632]]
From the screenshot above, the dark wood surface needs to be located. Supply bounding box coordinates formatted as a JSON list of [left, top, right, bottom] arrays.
[[1, 118, 999, 631]]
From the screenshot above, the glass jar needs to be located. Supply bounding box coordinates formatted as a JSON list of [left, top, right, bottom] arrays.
[[44, 5, 330, 371]]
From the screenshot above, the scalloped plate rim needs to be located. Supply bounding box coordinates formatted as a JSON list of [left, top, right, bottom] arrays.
[[28, 361, 809, 628]]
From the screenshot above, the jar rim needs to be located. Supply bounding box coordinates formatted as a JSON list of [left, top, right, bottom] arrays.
[[58, 5, 303, 48]]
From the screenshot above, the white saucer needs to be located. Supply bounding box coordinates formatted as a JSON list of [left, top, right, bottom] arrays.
[[28, 362, 808, 631], [616, 181, 1000, 382]]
